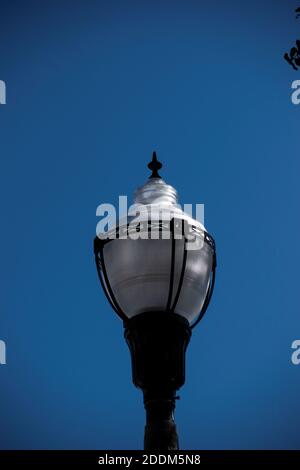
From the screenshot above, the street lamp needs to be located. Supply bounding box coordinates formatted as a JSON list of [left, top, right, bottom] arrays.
[[94, 152, 216, 450]]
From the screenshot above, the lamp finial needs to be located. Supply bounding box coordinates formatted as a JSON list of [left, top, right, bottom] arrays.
[[148, 151, 162, 179]]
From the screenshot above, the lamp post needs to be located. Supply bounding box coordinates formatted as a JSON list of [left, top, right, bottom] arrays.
[[94, 152, 216, 450]]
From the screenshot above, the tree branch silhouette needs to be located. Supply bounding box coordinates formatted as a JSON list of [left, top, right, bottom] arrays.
[[284, 8, 300, 70]]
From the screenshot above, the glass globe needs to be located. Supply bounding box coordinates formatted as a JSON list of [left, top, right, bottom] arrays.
[[94, 158, 216, 327]]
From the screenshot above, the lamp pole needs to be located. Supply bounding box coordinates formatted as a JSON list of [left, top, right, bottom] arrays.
[[124, 311, 191, 450], [94, 152, 216, 450]]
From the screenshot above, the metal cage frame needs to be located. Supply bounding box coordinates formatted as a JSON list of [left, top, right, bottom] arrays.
[[94, 217, 216, 329]]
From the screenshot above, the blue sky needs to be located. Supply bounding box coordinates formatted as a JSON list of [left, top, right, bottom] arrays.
[[0, 0, 299, 449]]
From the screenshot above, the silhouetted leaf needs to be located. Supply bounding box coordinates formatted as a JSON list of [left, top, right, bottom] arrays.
[[295, 57, 300, 66], [284, 52, 298, 70], [290, 47, 297, 57]]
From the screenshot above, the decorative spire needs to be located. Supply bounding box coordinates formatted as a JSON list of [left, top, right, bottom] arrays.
[[147, 151, 162, 179]]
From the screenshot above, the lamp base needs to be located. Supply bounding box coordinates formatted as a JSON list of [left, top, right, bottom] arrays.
[[124, 312, 191, 450]]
